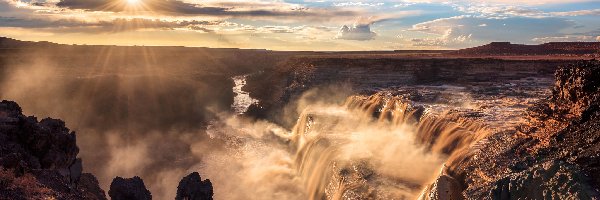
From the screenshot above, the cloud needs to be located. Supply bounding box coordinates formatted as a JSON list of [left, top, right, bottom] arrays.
[[458, 3, 600, 18], [333, 2, 385, 7], [457, 4, 544, 17], [549, 9, 600, 16], [409, 15, 576, 46], [399, 0, 596, 5], [410, 28, 473, 47], [532, 35, 598, 42], [532, 29, 600, 42], [335, 23, 376, 41]]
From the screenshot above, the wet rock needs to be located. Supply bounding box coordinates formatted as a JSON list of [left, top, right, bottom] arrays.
[[108, 176, 152, 200], [175, 172, 214, 200]]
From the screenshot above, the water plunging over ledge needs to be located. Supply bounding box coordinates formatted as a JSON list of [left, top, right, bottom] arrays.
[[204, 92, 489, 199], [232, 75, 259, 114]]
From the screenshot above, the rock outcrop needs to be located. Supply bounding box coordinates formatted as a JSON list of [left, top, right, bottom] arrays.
[[420, 174, 462, 200], [108, 176, 152, 200], [175, 172, 213, 200], [0, 100, 106, 199]]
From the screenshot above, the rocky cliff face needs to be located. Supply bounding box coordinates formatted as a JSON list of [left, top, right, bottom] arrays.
[[0, 100, 106, 199], [244, 57, 570, 127], [451, 60, 600, 199]]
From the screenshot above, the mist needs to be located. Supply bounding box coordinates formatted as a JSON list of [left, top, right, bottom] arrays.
[[0, 48, 489, 199], [0, 49, 238, 199]]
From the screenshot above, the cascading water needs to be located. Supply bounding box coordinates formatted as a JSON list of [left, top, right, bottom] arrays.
[[205, 91, 489, 199], [232, 75, 259, 114]]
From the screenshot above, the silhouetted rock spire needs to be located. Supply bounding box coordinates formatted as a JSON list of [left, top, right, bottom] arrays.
[[109, 176, 152, 200], [176, 172, 214, 200]]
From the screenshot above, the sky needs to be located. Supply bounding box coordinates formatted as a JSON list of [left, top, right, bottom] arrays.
[[0, 0, 599, 50]]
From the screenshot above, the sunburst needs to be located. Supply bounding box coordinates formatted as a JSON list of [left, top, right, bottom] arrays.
[[126, 0, 141, 5]]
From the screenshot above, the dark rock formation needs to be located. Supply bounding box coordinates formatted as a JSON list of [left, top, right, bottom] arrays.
[[0, 100, 78, 171], [176, 172, 213, 200], [108, 176, 152, 200], [0, 100, 106, 199]]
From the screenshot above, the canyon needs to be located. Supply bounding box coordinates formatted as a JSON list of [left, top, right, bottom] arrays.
[[1, 37, 599, 199]]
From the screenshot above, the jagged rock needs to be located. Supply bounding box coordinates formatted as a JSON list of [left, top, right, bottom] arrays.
[[79, 173, 109, 200], [175, 172, 213, 200], [109, 176, 152, 200], [0, 100, 106, 199], [0, 100, 79, 171], [550, 60, 600, 119]]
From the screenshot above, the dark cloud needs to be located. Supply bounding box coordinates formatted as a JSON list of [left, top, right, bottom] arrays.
[[56, 0, 227, 14], [54, 0, 356, 18], [0, 16, 218, 33]]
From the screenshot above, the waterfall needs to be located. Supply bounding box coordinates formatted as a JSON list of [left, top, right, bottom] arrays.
[[232, 75, 259, 114], [205, 92, 489, 199]]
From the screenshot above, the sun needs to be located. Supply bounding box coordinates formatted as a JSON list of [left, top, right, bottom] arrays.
[[126, 0, 141, 5]]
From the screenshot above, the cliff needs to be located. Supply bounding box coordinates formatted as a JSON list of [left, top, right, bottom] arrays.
[[243, 57, 571, 126]]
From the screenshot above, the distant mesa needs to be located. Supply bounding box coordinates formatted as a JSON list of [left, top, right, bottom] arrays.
[[451, 41, 600, 56]]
